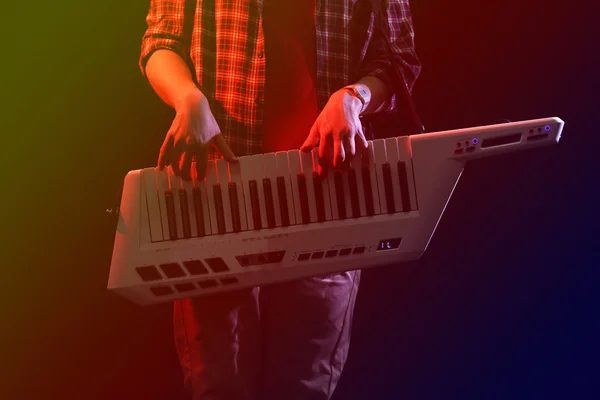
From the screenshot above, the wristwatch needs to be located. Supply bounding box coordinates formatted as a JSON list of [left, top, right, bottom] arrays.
[[343, 85, 369, 113]]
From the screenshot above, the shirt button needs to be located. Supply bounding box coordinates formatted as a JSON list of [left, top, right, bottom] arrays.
[[258, 52, 264, 58], [255, 98, 263, 105]]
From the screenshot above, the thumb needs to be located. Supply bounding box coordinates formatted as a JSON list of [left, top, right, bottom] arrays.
[[300, 122, 320, 152]]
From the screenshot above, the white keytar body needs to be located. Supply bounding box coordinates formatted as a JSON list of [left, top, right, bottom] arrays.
[[108, 117, 564, 305]]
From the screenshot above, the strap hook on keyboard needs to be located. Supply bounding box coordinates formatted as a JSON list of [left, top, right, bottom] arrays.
[[106, 184, 123, 216]]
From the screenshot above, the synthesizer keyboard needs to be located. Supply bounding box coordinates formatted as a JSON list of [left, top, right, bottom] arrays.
[[108, 117, 564, 305]]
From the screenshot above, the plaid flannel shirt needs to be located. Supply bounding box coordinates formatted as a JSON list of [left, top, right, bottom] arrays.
[[140, 0, 421, 159]]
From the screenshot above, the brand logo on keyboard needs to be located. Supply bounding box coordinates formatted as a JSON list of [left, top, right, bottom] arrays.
[[242, 233, 291, 242]]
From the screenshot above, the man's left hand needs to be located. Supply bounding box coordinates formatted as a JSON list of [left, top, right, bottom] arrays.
[[301, 89, 369, 175]]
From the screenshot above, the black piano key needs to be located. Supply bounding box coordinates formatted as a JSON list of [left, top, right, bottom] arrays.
[[312, 172, 326, 222], [333, 170, 346, 220], [263, 178, 276, 228], [397, 161, 412, 211], [348, 169, 360, 218], [249, 180, 262, 230], [192, 187, 206, 237], [382, 163, 396, 214], [228, 182, 242, 232], [276, 176, 290, 227], [164, 189, 178, 240], [178, 189, 192, 238], [213, 184, 226, 234], [361, 166, 375, 216], [297, 173, 311, 224]]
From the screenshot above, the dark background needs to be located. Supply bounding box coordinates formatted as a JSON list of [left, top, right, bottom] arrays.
[[2, 0, 598, 399]]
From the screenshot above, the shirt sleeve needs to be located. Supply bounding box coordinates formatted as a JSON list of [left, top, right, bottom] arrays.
[[139, 0, 190, 80], [357, 0, 422, 110]]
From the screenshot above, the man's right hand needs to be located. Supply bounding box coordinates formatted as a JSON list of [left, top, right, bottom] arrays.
[[157, 88, 238, 181]]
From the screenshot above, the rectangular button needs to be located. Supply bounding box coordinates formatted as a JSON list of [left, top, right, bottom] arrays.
[[142, 168, 164, 242], [239, 156, 255, 230], [264, 153, 282, 227], [373, 139, 388, 214], [229, 161, 248, 231], [216, 159, 234, 233], [276, 152, 296, 226]]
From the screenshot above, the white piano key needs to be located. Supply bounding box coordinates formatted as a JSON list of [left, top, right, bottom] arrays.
[[287, 150, 304, 224], [216, 159, 234, 233], [181, 172, 198, 238], [397, 136, 418, 210], [300, 150, 318, 223], [350, 153, 367, 217], [385, 137, 404, 213], [141, 168, 163, 242], [239, 156, 255, 230], [326, 162, 339, 220], [312, 148, 332, 221], [252, 154, 269, 229], [372, 139, 389, 214], [205, 160, 219, 234], [168, 169, 185, 239], [155, 167, 172, 238], [138, 170, 151, 244], [264, 153, 282, 227], [192, 166, 212, 236], [341, 167, 353, 218], [229, 160, 248, 231], [365, 143, 381, 215], [276, 152, 296, 226]]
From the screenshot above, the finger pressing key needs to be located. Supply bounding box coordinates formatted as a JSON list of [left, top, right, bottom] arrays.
[[195, 146, 209, 180], [213, 134, 239, 163], [180, 150, 194, 181], [333, 135, 345, 168], [158, 135, 174, 170]]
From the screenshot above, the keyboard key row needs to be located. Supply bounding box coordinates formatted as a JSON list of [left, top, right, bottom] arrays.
[[141, 139, 417, 241]]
